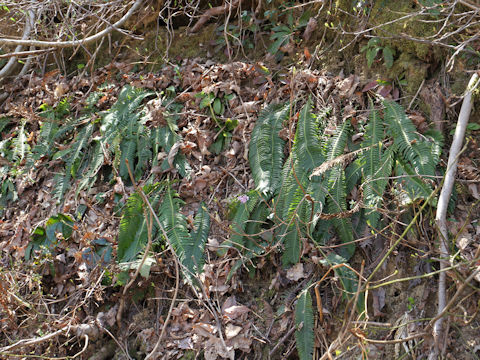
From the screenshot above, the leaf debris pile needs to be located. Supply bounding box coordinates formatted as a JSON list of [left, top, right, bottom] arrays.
[[1, 58, 480, 359]]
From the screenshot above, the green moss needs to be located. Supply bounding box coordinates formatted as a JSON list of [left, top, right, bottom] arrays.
[[391, 52, 429, 95], [151, 24, 216, 60], [369, 0, 441, 62]]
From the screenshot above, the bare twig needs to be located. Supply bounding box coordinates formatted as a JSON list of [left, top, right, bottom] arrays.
[[0, 47, 54, 59], [430, 72, 479, 359], [269, 325, 296, 357], [0, 0, 144, 48], [189, 0, 242, 33], [0, 326, 69, 353]]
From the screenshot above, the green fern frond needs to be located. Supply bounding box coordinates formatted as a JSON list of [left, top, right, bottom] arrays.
[[285, 172, 310, 223], [0, 117, 10, 133], [361, 103, 391, 229], [244, 201, 270, 255], [295, 287, 314, 360], [394, 159, 434, 205], [323, 121, 354, 258], [281, 225, 302, 266], [280, 179, 311, 265], [249, 102, 289, 195], [327, 119, 350, 161], [363, 146, 394, 229], [135, 132, 152, 179], [306, 176, 328, 235], [52, 173, 71, 202], [424, 129, 443, 164], [326, 120, 350, 210], [345, 159, 363, 194], [383, 100, 417, 158], [362, 101, 384, 181], [384, 99, 441, 205], [276, 166, 310, 265], [384, 100, 437, 178], [274, 153, 297, 216], [30, 121, 58, 162], [293, 99, 326, 173], [75, 140, 107, 197], [52, 117, 81, 145], [328, 169, 355, 260], [117, 192, 149, 263], [189, 202, 210, 275], [119, 138, 137, 180], [100, 85, 152, 148], [117, 184, 163, 263], [12, 120, 29, 163], [160, 185, 190, 263], [220, 190, 261, 256], [66, 123, 94, 178]]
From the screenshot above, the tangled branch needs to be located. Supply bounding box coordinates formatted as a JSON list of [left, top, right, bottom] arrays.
[[0, 0, 144, 48]]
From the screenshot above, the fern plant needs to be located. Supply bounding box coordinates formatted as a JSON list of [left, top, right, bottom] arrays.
[[117, 182, 210, 284], [224, 97, 442, 357], [47, 85, 191, 202], [238, 97, 442, 267]]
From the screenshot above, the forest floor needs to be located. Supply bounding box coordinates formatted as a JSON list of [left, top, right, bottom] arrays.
[[2, 2, 480, 360]]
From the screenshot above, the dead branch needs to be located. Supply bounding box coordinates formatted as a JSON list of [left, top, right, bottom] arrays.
[[0, 0, 144, 49], [0, 47, 54, 59], [430, 72, 479, 359], [0, 9, 35, 81], [0, 326, 69, 353], [189, 0, 242, 33]]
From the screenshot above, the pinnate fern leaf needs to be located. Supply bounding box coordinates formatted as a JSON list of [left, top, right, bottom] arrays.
[[160, 185, 190, 263], [362, 103, 392, 229], [363, 146, 394, 229], [189, 202, 210, 275], [220, 190, 261, 256], [249, 103, 289, 195], [295, 287, 314, 360], [326, 120, 355, 259], [294, 99, 326, 173], [117, 192, 149, 263]]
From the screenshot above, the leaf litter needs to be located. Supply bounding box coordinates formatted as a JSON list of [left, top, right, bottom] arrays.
[[0, 57, 479, 359]]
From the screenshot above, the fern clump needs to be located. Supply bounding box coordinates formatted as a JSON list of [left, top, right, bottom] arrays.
[[222, 98, 442, 354], [238, 98, 442, 266], [117, 183, 210, 285]]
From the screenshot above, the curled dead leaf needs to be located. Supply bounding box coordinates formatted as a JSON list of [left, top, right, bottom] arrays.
[[286, 263, 306, 281]]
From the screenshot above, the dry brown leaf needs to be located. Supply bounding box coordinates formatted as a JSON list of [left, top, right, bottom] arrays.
[[223, 305, 250, 320], [286, 263, 306, 281], [303, 17, 318, 42], [204, 337, 234, 360], [225, 323, 242, 339]]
